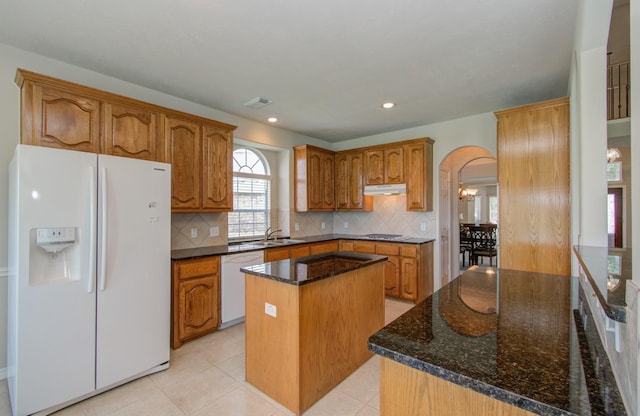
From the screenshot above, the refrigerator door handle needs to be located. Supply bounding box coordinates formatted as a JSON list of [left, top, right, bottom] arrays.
[[88, 166, 97, 293], [99, 167, 108, 291]]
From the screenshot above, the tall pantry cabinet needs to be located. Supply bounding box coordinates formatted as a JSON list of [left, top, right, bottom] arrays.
[[495, 98, 571, 276]]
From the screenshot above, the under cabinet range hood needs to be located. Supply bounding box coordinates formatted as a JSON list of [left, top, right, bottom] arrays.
[[363, 183, 407, 195]]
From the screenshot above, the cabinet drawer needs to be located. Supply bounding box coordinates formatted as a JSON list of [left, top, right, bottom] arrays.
[[264, 247, 290, 262], [376, 243, 400, 256], [310, 241, 339, 254], [340, 241, 355, 251], [290, 245, 311, 258], [400, 245, 418, 258], [353, 241, 376, 254], [177, 257, 219, 279]]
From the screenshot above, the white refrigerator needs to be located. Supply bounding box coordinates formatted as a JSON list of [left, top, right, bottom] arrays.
[[8, 144, 171, 416]]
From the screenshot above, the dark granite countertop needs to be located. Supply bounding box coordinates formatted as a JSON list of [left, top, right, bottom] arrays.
[[573, 245, 632, 323], [171, 233, 435, 260], [368, 266, 627, 416], [240, 251, 387, 286]]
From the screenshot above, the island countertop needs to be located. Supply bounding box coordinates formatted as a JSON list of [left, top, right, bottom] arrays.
[[368, 266, 627, 415], [240, 251, 387, 285]]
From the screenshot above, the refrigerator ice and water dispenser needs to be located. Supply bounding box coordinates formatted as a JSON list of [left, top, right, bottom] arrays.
[[29, 227, 79, 285]]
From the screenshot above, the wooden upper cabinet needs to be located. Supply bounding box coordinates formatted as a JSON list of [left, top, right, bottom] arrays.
[[103, 102, 161, 161], [165, 115, 202, 210], [404, 138, 434, 211], [294, 145, 335, 212], [165, 114, 236, 212], [19, 78, 102, 153], [496, 98, 570, 276], [335, 150, 372, 211], [364, 146, 404, 185], [202, 124, 233, 210]]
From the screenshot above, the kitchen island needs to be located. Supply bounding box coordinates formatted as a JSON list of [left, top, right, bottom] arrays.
[[368, 266, 627, 416], [242, 251, 386, 415]]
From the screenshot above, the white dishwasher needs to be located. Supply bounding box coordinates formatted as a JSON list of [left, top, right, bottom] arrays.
[[220, 250, 264, 329]]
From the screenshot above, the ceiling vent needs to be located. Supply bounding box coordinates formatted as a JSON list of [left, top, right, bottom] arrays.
[[243, 97, 272, 109]]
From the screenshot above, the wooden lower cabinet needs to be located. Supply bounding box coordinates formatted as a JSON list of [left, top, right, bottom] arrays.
[[340, 240, 433, 303], [171, 256, 221, 349], [264, 240, 339, 262]]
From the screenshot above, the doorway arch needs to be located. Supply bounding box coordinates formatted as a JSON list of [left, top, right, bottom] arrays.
[[438, 146, 496, 286]]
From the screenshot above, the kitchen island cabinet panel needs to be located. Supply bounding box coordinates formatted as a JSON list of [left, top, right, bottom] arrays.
[[381, 358, 536, 416], [244, 253, 385, 415]]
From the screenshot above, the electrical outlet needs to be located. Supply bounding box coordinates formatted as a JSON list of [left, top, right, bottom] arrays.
[[210, 226, 219, 237], [190, 228, 197, 238], [344, 222, 349, 229], [321, 222, 325, 230], [265, 302, 277, 318], [295, 223, 300, 231], [421, 223, 427, 231]]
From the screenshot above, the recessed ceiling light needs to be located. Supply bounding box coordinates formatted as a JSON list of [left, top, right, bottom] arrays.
[[382, 102, 396, 109], [268, 117, 278, 123]]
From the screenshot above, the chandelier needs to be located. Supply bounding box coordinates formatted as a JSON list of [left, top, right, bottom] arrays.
[[458, 185, 478, 201]]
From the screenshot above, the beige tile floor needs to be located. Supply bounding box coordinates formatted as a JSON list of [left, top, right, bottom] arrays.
[[0, 298, 414, 416]]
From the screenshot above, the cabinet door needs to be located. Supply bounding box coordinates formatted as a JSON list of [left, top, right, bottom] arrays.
[[336, 151, 370, 211], [405, 140, 433, 211], [400, 257, 418, 301], [178, 276, 219, 341], [308, 149, 335, 210], [27, 82, 101, 152], [364, 149, 384, 185], [335, 152, 350, 209], [308, 150, 325, 209], [321, 152, 336, 209], [104, 102, 159, 161], [383, 256, 401, 297], [202, 124, 233, 211], [384, 147, 404, 184], [166, 116, 202, 210]]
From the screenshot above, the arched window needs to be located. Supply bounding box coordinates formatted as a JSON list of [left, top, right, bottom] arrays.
[[228, 148, 271, 241]]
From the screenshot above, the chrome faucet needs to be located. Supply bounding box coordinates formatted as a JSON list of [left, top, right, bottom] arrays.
[[264, 226, 282, 241]]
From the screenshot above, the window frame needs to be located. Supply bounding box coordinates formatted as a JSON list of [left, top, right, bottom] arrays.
[[228, 147, 272, 242]]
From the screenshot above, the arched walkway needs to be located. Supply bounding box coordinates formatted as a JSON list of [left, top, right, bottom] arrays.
[[438, 146, 495, 286]]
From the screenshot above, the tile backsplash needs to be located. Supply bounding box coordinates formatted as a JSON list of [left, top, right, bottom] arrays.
[[171, 195, 436, 250], [171, 213, 228, 250]]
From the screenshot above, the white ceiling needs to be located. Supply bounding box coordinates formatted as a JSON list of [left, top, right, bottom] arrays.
[[0, 0, 579, 142]]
